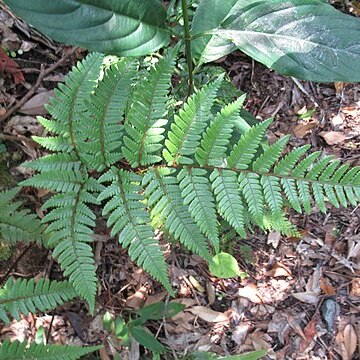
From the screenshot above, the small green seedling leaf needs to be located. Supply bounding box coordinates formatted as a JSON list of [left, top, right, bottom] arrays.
[[130, 326, 166, 353], [103, 311, 113, 332], [114, 317, 127, 337], [209, 252, 243, 279]]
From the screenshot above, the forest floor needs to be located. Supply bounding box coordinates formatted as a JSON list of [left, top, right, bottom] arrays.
[[1, 1, 360, 359]]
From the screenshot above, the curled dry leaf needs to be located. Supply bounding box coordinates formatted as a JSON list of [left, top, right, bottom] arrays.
[[19, 90, 54, 115], [238, 284, 263, 304], [125, 285, 148, 309], [343, 324, 357, 360], [187, 306, 230, 323], [292, 119, 318, 138]]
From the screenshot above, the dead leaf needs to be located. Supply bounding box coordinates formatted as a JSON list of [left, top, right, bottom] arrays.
[[266, 262, 292, 278], [299, 317, 318, 353], [0, 48, 25, 84], [99, 347, 111, 360], [334, 81, 348, 94], [283, 312, 306, 340], [187, 306, 230, 323], [4, 115, 43, 136], [232, 322, 250, 345], [320, 278, 336, 296], [292, 120, 318, 138], [188, 275, 205, 292], [343, 324, 357, 360], [125, 285, 148, 309], [238, 284, 263, 304], [144, 291, 167, 306], [19, 90, 54, 115], [206, 281, 216, 305], [267, 231, 281, 249], [306, 266, 321, 294], [350, 279, 360, 297], [292, 292, 319, 304], [320, 131, 346, 145]]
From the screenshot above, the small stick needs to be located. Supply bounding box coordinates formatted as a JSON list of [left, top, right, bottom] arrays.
[[0, 47, 78, 126]]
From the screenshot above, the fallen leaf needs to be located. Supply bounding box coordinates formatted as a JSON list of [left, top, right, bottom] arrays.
[[206, 281, 216, 305], [187, 306, 230, 323], [4, 115, 43, 136], [232, 322, 250, 345], [350, 278, 360, 297], [292, 120, 318, 138], [0, 48, 25, 84], [292, 292, 319, 304], [320, 278, 336, 296], [144, 291, 167, 306], [125, 285, 148, 309], [267, 231, 281, 249], [343, 324, 357, 360], [334, 81, 348, 94], [19, 90, 54, 115], [299, 317, 318, 353], [266, 262, 291, 278], [283, 312, 306, 340], [320, 131, 346, 145], [238, 284, 263, 304], [188, 275, 205, 292]]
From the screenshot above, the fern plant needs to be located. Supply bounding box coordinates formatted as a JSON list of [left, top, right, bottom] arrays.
[[18, 52, 360, 313], [0, 339, 101, 360]]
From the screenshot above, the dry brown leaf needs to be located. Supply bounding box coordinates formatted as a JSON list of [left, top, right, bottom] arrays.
[[238, 284, 263, 304], [350, 279, 360, 297], [171, 298, 197, 308], [292, 292, 319, 304], [266, 262, 292, 278], [232, 322, 250, 345], [4, 115, 43, 136], [306, 266, 321, 294], [188, 275, 205, 292], [320, 131, 346, 145], [343, 324, 357, 360], [283, 312, 306, 340], [320, 278, 336, 296], [334, 81, 348, 94], [144, 291, 167, 306], [267, 231, 281, 249], [292, 120, 318, 138], [187, 306, 230, 323], [125, 285, 148, 309], [206, 281, 216, 305], [99, 348, 111, 360], [299, 317, 318, 353], [19, 90, 54, 115]]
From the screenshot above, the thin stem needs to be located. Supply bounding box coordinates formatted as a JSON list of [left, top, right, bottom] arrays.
[[181, 0, 194, 95]]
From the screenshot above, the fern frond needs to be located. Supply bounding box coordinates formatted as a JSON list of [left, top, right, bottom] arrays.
[[98, 168, 172, 293], [80, 58, 138, 171], [0, 340, 101, 360], [163, 76, 223, 165], [210, 169, 246, 238], [227, 118, 271, 169], [178, 168, 219, 252], [144, 168, 211, 260], [0, 278, 76, 323], [122, 51, 176, 167], [44, 53, 104, 155], [41, 176, 102, 313], [195, 95, 245, 167], [23, 153, 81, 172], [0, 188, 43, 245]]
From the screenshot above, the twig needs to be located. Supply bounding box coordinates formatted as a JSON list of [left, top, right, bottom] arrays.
[[0, 47, 78, 127], [291, 77, 320, 107]]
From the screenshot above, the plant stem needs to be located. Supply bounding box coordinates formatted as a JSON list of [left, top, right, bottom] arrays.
[[181, 0, 194, 95]]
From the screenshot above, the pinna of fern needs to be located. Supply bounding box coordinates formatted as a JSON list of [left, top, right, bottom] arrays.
[[21, 53, 360, 312]]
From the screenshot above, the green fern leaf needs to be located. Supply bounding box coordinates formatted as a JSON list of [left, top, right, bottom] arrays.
[[23, 153, 81, 172], [252, 136, 290, 173], [144, 168, 211, 260], [42, 177, 102, 313], [0, 339, 101, 360], [44, 53, 104, 156], [0, 278, 76, 323], [80, 59, 138, 171], [98, 168, 172, 293], [195, 96, 245, 167], [227, 118, 272, 169], [0, 188, 43, 246], [178, 168, 219, 252], [123, 52, 176, 167], [210, 169, 245, 237], [274, 145, 310, 175], [163, 76, 223, 165], [261, 176, 283, 215], [238, 173, 264, 225]]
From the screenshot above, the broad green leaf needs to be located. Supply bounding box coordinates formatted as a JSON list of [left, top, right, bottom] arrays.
[[130, 326, 166, 353], [4, 0, 169, 56], [209, 252, 244, 279], [193, 0, 360, 82], [136, 302, 185, 324]]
